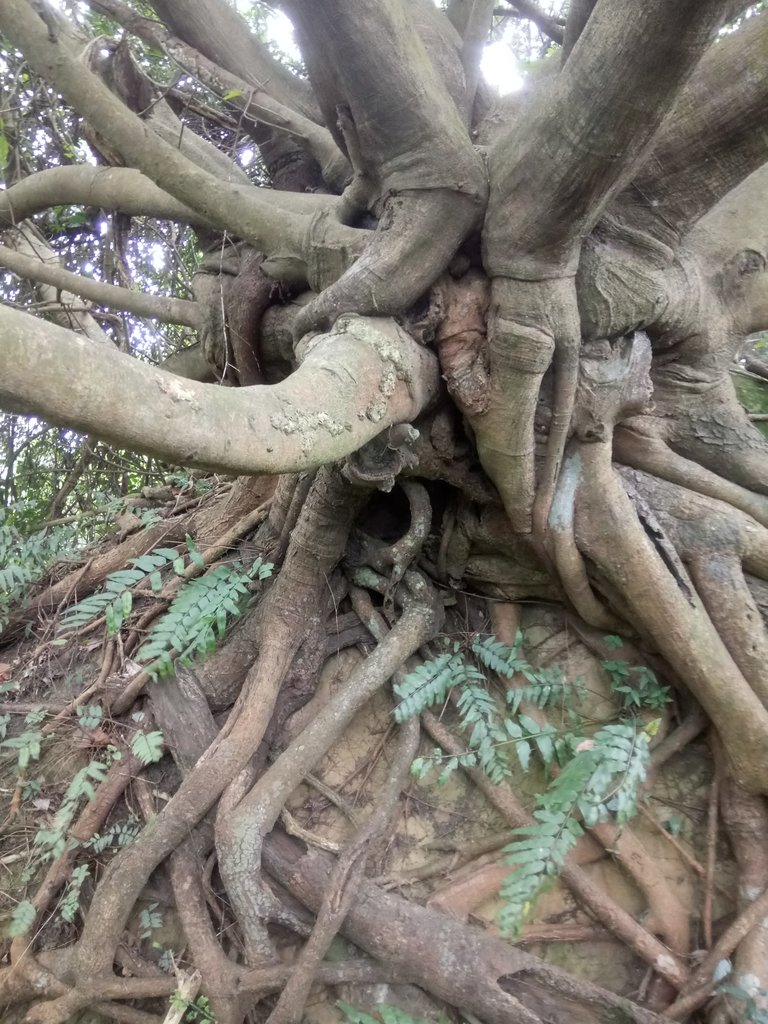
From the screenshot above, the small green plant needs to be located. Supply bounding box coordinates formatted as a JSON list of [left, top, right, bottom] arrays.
[[130, 729, 165, 765], [57, 542, 186, 634], [719, 983, 768, 1023], [0, 707, 46, 778], [86, 816, 140, 854], [138, 900, 163, 939], [56, 536, 273, 680], [34, 760, 108, 860], [22, 778, 42, 802], [75, 703, 103, 730], [169, 991, 217, 1023], [59, 863, 90, 923], [497, 720, 654, 935], [6, 898, 37, 938], [0, 722, 42, 772], [396, 633, 577, 785], [0, 511, 77, 628], [158, 947, 177, 973], [394, 632, 665, 935], [135, 555, 272, 679], [600, 641, 669, 709]]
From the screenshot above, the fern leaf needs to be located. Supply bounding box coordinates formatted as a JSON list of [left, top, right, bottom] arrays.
[[392, 651, 467, 721], [131, 730, 165, 765], [130, 552, 171, 573], [136, 562, 259, 678], [471, 633, 524, 678], [506, 669, 575, 714], [499, 813, 578, 936], [7, 899, 36, 938]]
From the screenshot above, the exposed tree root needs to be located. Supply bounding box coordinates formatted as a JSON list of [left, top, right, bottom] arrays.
[[619, 468, 768, 708], [216, 571, 442, 963], [1, 467, 367, 1017], [262, 830, 670, 1024], [667, 883, 768, 1020], [613, 425, 768, 527], [3, 2, 768, 1022], [566, 336, 768, 791], [549, 451, 625, 631], [420, 711, 690, 989], [715, 772, 768, 1017], [265, 718, 420, 1024]]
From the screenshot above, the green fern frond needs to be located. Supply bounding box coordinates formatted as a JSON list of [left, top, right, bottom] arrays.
[[471, 633, 525, 678], [580, 722, 651, 825], [0, 516, 77, 628], [58, 544, 184, 635], [456, 680, 511, 782], [136, 558, 271, 679], [393, 650, 469, 722], [59, 864, 91, 923], [472, 635, 580, 714], [33, 759, 108, 861], [131, 730, 165, 765], [505, 668, 576, 714], [503, 713, 558, 772], [499, 721, 651, 934], [499, 809, 583, 936]]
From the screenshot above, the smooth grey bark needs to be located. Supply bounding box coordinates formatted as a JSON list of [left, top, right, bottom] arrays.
[[615, 9, 768, 248], [0, 305, 439, 474], [144, 0, 318, 121], [283, 0, 483, 197], [561, 0, 596, 64], [0, 165, 351, 232], [93, 0, 348, 189], [483, 0, 726, 276], [280, 0, 486, 336]]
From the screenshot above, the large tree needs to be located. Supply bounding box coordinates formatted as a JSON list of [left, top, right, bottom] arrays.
[[1, 0, 768, 1022]]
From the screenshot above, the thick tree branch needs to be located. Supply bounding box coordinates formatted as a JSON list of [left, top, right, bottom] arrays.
[[280, 0, 486, 335], [618, 10, 768, 246], [451, 0, 495, 109], [0, 165, 348, 236], [0, 241, 202, 327], [89, 0, 348, 190], [0, 0, 363, 266], [490, 0, 564, 44], [285, 0, 483, 201], [0, 305, 439, 475], [476, 0, 726, 538], [560, 0, 596, 65], [484, 0, 726, 276], [143, 0, 318, 121], [0, 166, 214, 229]]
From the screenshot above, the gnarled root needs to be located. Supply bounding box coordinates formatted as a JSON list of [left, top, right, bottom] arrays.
[[292, 190, 482, 340], [216, 571, 443, 963]]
